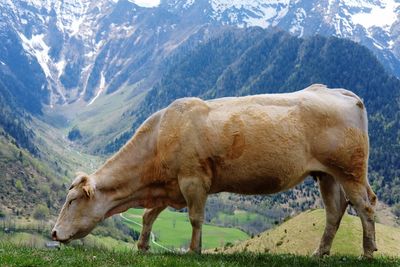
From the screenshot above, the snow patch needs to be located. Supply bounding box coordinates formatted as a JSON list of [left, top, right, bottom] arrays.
[[55, 59, 66, 78], [88, 72, 106, 106], [289, 8, 306, 37], [0, 61, 5, 66], [373, 41, 384, 50], [183, 0, 195, 9], [18, 32, 52, 78], [351, 0, 399, 28], [70, 16, 84, 36], [128, 0, 160, 8], [246, 7, 277, 28], [388, 39, 394, 49], [211, 0, 290, 28]]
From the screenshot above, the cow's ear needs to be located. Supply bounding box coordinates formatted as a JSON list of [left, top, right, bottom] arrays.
[[73, 172, 95, 198], [69, 172, 86, 190], [82, 183, 94, 199], [80, 175, 95, 199]]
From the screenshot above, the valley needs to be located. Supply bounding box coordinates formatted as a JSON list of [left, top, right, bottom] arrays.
[[0, 0, 399, 257]]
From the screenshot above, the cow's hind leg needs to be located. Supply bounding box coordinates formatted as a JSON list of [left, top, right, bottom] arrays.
[[179, 176, 208, 254], [312, 173, 348, 257], [337, 177, 377, 259], [137, 206, 166, 252]]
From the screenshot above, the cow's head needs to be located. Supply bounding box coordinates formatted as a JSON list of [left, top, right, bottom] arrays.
[[52, 172, 105, 242]]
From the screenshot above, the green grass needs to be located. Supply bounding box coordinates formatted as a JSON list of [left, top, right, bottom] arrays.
[[70, 235, 136, 251], [211, 209, 272, 229], [0, 231, 135, 252], [122, 208, 249, 250], [0, 232, 48, 247], [0, 244, 399, 267]]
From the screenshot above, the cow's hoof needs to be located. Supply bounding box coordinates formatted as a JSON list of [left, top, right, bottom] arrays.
[[187, 249, 201, 255], [359, 253, 374, 260], [137, 244, 150, 252], [311, 249, 329, 258]]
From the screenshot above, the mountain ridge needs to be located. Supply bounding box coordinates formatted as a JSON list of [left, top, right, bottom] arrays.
[[0, 0, 399, 108]]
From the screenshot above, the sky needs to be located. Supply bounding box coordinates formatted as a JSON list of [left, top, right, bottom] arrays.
[[129, 0, 160, 8]]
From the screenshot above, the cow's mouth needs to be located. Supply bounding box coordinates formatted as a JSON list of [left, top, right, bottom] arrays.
[[55, 230, 87, 243], [52, 233, 72, 243], [58, 238, 71, 244]]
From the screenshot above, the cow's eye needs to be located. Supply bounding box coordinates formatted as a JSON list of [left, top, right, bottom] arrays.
[[68, 198, 77, 206]]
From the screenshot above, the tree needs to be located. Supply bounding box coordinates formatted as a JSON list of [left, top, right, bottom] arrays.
[[33, 204, 49, 220], [0, 209, 5, 219], [15, 180, 23, 192], [393, 204, 400, 218], [68, 126, 82, 141]]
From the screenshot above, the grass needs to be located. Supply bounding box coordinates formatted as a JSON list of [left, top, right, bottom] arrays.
[[0, 217, 135, 252], [224, 209, 400, 257], [122, 208, 249, 250], [0, 244, 399, 267], [0, 232, 48, 247], [211, 209, 273, 231], [0, 231, 135, 252]]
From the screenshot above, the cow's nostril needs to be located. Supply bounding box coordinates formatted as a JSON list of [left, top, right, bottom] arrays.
[[52, 230, 57, 240]]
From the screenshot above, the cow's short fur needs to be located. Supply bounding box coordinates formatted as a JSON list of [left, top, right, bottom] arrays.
[[53, 84, 377, 258]]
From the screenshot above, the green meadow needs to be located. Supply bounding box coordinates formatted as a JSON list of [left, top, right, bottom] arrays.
[[122, 208, 249, 250]]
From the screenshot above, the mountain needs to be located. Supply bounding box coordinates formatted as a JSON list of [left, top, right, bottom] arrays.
[[0, 0, 212, 107], [0, 0, 399, 218], [195, 0, 400, 77], [221, 209, 400, 256], [103, 28, 400, 205], [0, 0, 399, 109]]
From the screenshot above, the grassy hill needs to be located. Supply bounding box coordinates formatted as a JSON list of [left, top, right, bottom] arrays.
[[222, 209, 400, 257], [122, 208, 249, 250]]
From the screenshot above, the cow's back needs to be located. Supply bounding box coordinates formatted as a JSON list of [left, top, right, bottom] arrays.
[[158, 84, 368, 194]]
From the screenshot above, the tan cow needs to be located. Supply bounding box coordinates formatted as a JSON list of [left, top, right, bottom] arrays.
[[52, 84, 377, 258]]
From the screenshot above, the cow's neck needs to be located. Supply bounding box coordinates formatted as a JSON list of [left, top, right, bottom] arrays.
[[92, 134, 163, 216]]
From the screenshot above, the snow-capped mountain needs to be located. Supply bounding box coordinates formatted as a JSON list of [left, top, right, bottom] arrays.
[[202, 0, 400, 80], [0, 0, 399, 108]]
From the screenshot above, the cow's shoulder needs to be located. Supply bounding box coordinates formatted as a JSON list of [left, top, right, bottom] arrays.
[[167, 97, 209, 114], [303, 83, 328, 92]]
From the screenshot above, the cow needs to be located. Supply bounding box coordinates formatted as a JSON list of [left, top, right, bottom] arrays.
[[52, 84, 377, 258]]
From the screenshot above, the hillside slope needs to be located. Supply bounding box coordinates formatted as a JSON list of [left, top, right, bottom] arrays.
[[222, 209, 400, 257]]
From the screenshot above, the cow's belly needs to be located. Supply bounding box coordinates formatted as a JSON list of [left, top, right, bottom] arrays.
[[208, 152, 310, 195], [210, 175, 286, 195]]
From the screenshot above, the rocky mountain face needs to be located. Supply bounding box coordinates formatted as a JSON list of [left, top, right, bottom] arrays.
[[0, 0, 211, 107], [0, 0, 399, 109]]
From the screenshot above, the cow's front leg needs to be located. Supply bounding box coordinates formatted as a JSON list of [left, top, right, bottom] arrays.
[[138, 206, 166, 252], [179, 176, 208, 254]]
